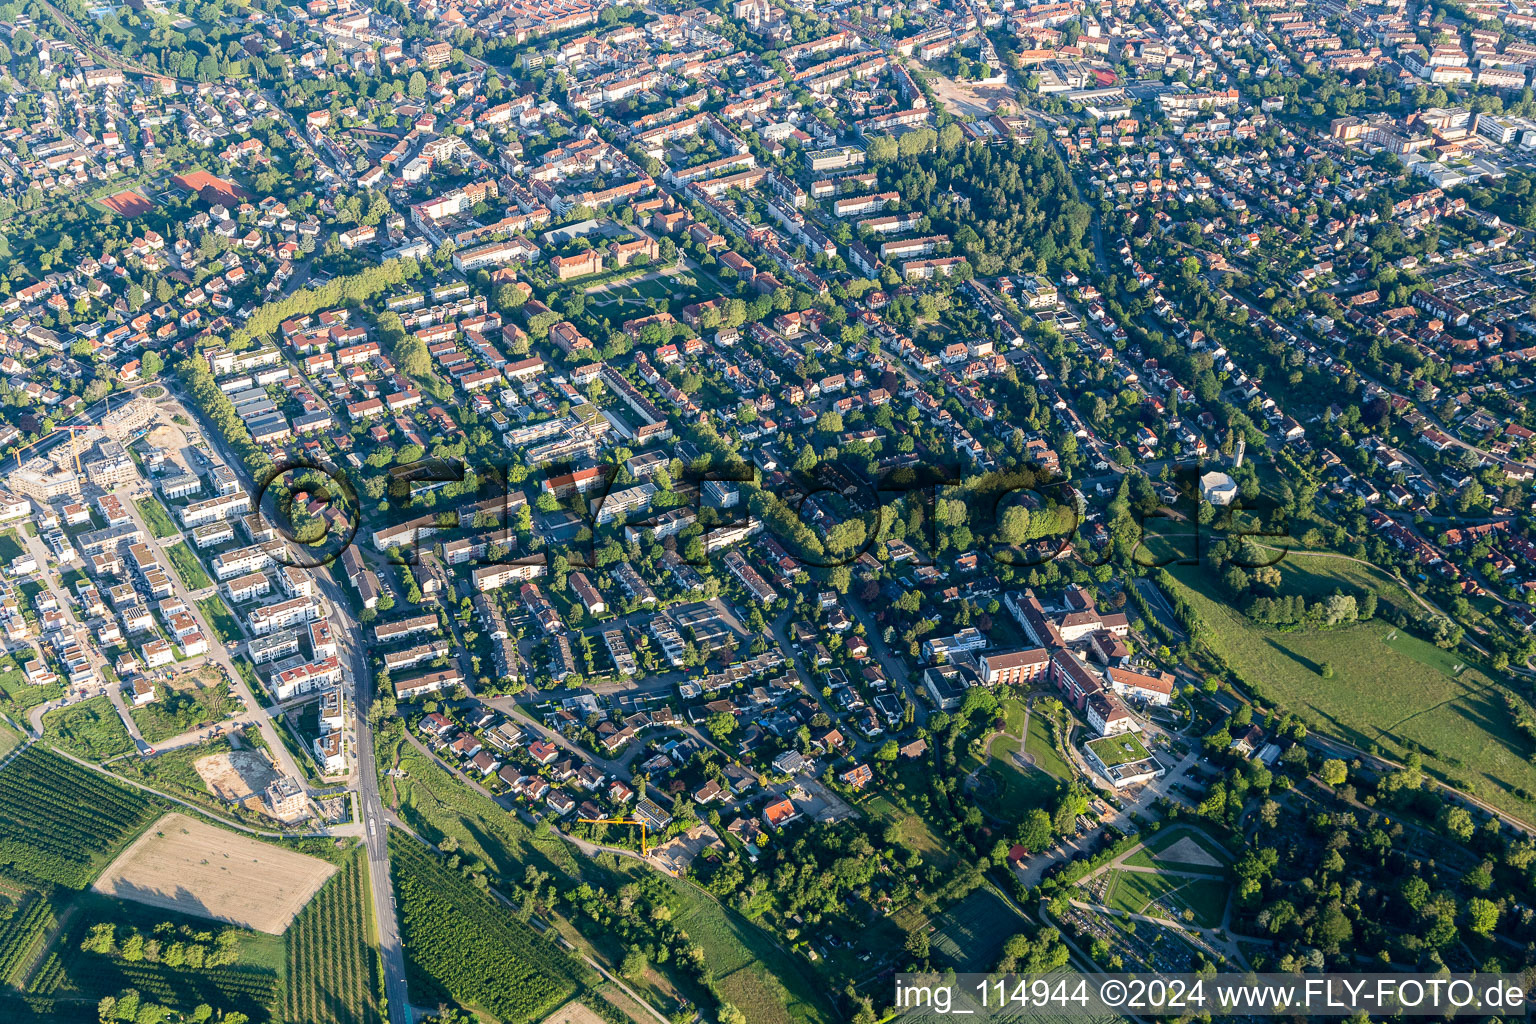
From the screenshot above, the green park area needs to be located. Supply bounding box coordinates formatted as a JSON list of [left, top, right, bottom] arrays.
[[1099, 870, 1229, 929], [584, 266, 701, 309], [1167, 562, 1536, 815], [164, 543, 213, 590], [134, 499, 178, 539]]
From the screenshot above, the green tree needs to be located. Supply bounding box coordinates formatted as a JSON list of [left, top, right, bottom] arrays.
[[1319, 758, 1348, 787], [998, 504, 1030, 545], [706, 711, 736, 742], [904, 927, 929, 960], [1019, 808, 1052, 852], [1465, 897, 1500, 935], [1441, 806, 1475, 842]]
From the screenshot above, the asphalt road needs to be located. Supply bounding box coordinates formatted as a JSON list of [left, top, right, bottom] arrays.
[[164, 379, 412, 1023], [325, 573, 412, 1024]]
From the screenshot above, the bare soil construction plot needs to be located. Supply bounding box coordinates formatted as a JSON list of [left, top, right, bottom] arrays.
[[145, 423, 188, 449], [652, 823, 725, 875], [92, 812, 335, 933], [194, 749, 278, 804], [920, 65, 1018, 118], [169, 663, 226, 693]]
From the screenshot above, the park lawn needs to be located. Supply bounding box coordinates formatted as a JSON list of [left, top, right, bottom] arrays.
[[42, 697, 134, 760], [1166, 563, 1536, 815], [197, 596, 241, 644], [1086, 734, 1153, 768], [961, 745, 1058, 820], [134, 498, 178, 539], [1025, 712, 1073, 780], [927, 889, 1023, 973], [1100, 871, 1228, 930], [998, 697, 1027, 737], [584, 268, 700, 309], [0, 532, 23, 564], [164, 543, 212, 590]]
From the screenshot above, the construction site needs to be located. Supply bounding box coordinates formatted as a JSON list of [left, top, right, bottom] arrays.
[[4, 394, 157, 507]]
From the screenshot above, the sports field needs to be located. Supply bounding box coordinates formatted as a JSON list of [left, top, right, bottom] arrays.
[[1122, 829, 1228, 873], [100, 189, 153, 217]]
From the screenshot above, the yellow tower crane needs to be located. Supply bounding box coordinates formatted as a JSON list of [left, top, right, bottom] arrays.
[[11, 424, 92, 474]]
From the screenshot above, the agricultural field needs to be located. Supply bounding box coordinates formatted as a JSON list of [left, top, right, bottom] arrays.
[[92, 813, 336, 934], [38, 890, 284, 1020], [164, 542, 213, 590], [0, 719, 22, 760], [390, 832, 584, 1022], [0, 885, 61, 988], [541, 1001, 608, 1024], [283, 848, 382, 1024], [927, 888, 1024, 972], [0, 747, 160, 888], [134, 499, 178, 540], [1166, 564, 1536, 814], [42, 697, 134, 761]]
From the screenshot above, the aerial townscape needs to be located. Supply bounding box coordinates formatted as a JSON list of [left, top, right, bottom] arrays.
[[2, 0, 1536, 1019]]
